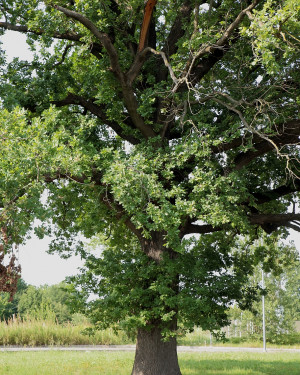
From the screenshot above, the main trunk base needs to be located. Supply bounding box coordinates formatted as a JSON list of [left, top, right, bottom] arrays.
[[131, 327, 182, 375]]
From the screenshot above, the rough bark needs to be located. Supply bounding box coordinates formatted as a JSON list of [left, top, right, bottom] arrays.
[[131, 325, 182, 375], [132, 232, 181, 374]]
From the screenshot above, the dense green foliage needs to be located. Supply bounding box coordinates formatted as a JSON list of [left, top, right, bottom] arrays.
[[17, 283, 73, 323], [0, 281, 73, 323], [69, 233, 262, 336], [0, 2, 299, 370], [0, 279, 27, 321]]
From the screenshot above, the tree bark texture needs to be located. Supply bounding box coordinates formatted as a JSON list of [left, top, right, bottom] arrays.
[[131, 325, 182, 375]]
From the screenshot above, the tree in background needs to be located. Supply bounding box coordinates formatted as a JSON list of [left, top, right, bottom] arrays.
[[228, 240, 300, 343], [0, 280, 73, 323], [0, 1, 299, 374], [18, 283, 73, 323], [0, 279, 27, 321]]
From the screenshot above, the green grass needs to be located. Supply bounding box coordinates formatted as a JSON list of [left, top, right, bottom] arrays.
[[0, 351, 299, 375]]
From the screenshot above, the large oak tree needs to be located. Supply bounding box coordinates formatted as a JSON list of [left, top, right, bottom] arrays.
[[0, 0, 299, 374]]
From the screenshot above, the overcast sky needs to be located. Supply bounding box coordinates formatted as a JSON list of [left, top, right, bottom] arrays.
[[1, 30, 299, 286]]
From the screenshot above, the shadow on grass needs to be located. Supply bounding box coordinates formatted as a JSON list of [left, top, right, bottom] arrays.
[[179, 357, 300, 375]]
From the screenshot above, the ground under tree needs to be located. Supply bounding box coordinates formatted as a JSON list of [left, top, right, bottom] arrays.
[[0, 1, 299, 374]]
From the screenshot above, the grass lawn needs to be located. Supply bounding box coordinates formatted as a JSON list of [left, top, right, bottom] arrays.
[[0, 351, 299, 375]]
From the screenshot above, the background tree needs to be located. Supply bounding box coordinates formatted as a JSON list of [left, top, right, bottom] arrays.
[[18, 283, 73, 323], [228, 239, 300, 343], [0, 279, 28, 321], [0, 1, 299, 374], [0, 280, 76, 323]]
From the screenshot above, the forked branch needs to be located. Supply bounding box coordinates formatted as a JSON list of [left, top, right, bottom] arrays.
[[53, 5, 122, 76]]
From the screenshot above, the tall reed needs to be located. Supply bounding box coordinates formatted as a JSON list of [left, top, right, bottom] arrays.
[[0, 316, 133, 346]]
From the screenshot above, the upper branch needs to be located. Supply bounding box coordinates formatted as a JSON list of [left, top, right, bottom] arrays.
[[52, 6, 156, 140], [174, 0, 261, 91], [0, 21, 103, 57], [126, 0, 193, 85], [162, 1, 194, 57], [53, 5, 122, 77], [138, 0, 157, 52], [0, 21, 80, 41]]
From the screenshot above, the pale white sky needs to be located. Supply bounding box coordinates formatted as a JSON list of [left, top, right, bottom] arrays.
[[18, 235, 84, 286], [1, 31, 85, 286], [1, 30, 299, 286]]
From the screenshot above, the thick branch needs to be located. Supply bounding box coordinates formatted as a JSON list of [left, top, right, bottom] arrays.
[[234, 119, 300, 170], [0, 21, 80, 41], [183, 223, 222, 235], [162, 1, 193, 57], [183, 213, 300, 235], [52, 93, 140, 145], [120, 86, 158, 139], [53, 6, 156, 139], [126, 0, 193, 85], [252, 180, 300, 204], [53, 5, 122, 76], [249, 213, 300, 226], [126, 0, 159, 85], [0, 22, 103, 57]]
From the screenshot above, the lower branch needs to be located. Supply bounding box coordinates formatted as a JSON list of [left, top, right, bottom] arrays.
[[183, 213, 300, 235], [52, 93, 140, 145]]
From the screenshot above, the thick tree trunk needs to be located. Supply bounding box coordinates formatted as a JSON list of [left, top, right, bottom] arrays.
[[132, 231, 182, 374], [131, 325, 182, 375]]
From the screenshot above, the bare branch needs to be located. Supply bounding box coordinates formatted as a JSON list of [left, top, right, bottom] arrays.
[[233, 119, 300, 170], [138, 0, 157, 52], [174, 0, 261, 91], [127, 47, 178, 86]]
